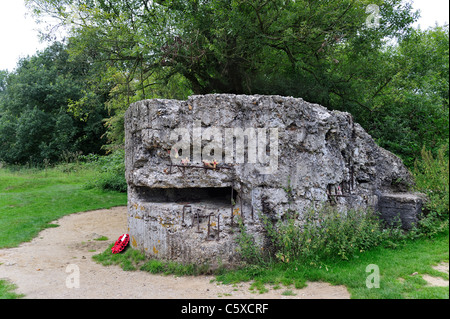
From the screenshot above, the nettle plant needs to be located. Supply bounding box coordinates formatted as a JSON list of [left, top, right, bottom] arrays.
[[236, 204, 404, 265]]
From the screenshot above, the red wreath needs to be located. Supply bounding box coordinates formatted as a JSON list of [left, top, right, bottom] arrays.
[[111, 234, 130, 254]]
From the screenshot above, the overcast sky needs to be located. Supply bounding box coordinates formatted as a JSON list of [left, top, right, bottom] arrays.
[[0, 0, 449, 72]]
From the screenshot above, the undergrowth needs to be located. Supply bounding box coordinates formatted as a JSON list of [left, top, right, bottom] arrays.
[[92, 244, 218, 276]]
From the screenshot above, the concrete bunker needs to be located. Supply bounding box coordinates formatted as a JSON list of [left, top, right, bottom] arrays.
[[125, 94, 424, 267]]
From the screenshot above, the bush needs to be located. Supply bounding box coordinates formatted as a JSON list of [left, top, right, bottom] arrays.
[[266, 207, 395, 263], [236, 205, 407, 266], [83, 149, 127, 192], [410, 212, 449, 239], [413, 143, 449, 217], [235, 218, 269, 265]]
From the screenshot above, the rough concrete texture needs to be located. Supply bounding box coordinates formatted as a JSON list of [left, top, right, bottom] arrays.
[[125, 94, 420, 267], [378, 193, 426, 230]]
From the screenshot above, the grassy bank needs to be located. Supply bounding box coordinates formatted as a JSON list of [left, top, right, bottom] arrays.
[[0, 165, 127, 298]]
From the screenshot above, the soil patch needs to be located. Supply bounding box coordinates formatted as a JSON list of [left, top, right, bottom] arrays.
[[423, 262, 449, 287]]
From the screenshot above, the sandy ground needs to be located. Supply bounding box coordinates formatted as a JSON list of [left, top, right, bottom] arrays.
[[422, 262, 449, 287], [0, 207, 350, 299]]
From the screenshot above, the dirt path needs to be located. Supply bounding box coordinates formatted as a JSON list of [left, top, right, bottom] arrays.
[[0, 207, 350, 299]]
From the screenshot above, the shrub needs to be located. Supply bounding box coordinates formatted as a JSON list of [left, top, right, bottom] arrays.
[[83, 149, 127, 192], [265, 207, 392, 263], [236, 205, 405, 266], [409, 212, 449, 239], [413, 143, 449, 217], [235, 218, 269, 265]]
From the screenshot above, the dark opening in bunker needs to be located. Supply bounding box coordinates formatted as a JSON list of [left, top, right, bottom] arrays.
[[135, 186, 237, 205]]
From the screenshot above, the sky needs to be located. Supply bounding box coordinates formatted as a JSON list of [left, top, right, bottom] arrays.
[[0, 0, 449, 72]]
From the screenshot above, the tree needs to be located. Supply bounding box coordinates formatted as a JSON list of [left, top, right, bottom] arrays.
[[26, 0, 416, 95], [0, 42, 108, 164], [26, 0, 417, 132], [373, 26, 449, 165], [25, 0, 448, 168]]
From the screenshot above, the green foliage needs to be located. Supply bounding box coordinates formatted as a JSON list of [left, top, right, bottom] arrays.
[[367, 27, 449, 167], [263, 207, 402, 264], [82, 149, 127, 193], [238, 202, 441, 268], [0, 43, 108, 165], [236, 196, 448, 267], [234, 217, 269, 266], [235, 206, 401, 265], [413, 143, 449, 217], [219, 230, 449, 299], [410, 212, 449, 239]]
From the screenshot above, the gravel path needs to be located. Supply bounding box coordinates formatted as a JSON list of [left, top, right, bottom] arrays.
[[0, 207, 350, 299]]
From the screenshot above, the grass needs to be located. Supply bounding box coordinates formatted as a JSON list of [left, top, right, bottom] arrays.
[[90, 229, 448, 299], [216, 229, 449, 299], [1, 162, 448, 299], [93, 244, 214, 276], [0, 165, 127, 298], [0, 165, 127, 248], [0, 280, 24, 299]]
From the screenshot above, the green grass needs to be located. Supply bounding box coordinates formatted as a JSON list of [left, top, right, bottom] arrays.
[[0, 166, 127, 249], [1, 164, 448, 299], [93, 244, 214, 276], [0, 165, 127, 298], [0, 280, 24, 299], [90, 229, 448, 299], [216, 230, 449, 299]]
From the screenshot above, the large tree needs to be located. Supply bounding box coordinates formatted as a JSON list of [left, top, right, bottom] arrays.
[[0, 42, 108, 164], [26, 0, 417, 96], [24, 0, 448, 166]]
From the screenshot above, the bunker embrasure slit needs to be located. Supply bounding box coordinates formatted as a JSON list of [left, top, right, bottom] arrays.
[[134, 186, 237, 205]]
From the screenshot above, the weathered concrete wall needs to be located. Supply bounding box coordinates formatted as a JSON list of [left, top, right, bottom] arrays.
[[125, 94, 421, 267], [378, 193, 426, 230]]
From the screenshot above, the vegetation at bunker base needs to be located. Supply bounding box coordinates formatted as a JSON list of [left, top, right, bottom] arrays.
[[217, 229, 449, 299]]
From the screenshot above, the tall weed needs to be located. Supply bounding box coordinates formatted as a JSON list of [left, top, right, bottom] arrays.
[[236, 206, 403, 266], [413, 143, 449, 217], [81, 149, 127, 192]]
